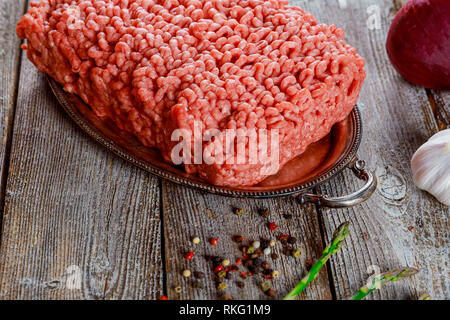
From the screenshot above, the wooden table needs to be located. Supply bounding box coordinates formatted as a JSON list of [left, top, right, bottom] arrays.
[[0, 0, 448, 300]]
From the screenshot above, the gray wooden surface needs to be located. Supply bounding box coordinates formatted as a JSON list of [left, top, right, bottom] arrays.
[[0, 0, 448, 300]]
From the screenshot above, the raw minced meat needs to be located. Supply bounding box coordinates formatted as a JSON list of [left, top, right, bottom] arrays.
[[17, 0, 366, 186]]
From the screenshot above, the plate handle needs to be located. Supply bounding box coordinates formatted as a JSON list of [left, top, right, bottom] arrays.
[[296, 158, 377, 208]]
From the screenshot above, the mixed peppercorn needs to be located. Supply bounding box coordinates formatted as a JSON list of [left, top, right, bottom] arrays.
[[171, 207, 307, 300]]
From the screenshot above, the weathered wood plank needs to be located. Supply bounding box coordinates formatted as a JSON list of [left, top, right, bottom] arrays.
[[296, 0, 449, 300], [0, 0, 28, 219], [430, 91, 449, 129], [162, 181, 332, 300], [0, 58, 163, 299]]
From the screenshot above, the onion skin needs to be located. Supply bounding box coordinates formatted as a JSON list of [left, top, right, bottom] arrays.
[[386, 0, 450, 89]]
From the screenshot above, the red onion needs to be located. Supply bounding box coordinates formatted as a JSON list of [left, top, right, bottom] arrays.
[[386, 0, 450, 89]]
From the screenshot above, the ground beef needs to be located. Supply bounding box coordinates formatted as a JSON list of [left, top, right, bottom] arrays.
[[17, 0, 366, 187]]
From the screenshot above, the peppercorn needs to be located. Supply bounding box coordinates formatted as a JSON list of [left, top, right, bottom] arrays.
[[214, 277, 223, 283], [214, 265, 224, 273], [194, 271, 205, 279], [279, 233, 289, 242], [240, 246, 248, 253], [217, 283, 227, 291], [305, 258, 313, 271], [210, 238, 218, 246], [184, 251, 194, 260], [263, 248, 271, 256], [236, 281, 245, 288], [222, 259, 230, 267], [174, 286, 182, 294], [219, 293, 233, 300], [192, 281, 202, 289], [244, 259, 253, 268], [234, 235, 244, 243], [212, 256, 222, 265], [268, 222, 278, 231], [269, 240, 276, 247], [266, 289, 276, 297], [182, 269, 191, 277], [260, 239, 270, 249], [240, 271, 247, 279], [259, 208, 270, 218], [230, 265, 239, 272], [247, 246, 256, 254], [262, 261, 271, 270], [272, 270, 280, 278], [192, 237, 200, 244], [283, 213, 293, 220], [261, 281, 271, 292], [157, 295, 168, 300], [282, 247, 291, 256], [248, 265, 257, 274], [236, 258, 242, 266], [225, 272, 232, 280], [233, 207, 245, 216], [263, 268, 273, 276], [217, 270, 227, 279], [253, 258, 262, 267], [287, 236, 297, 244], [271, 253, 279, 260], [292, 249, 301, 258], [252, 241, 261, 249]]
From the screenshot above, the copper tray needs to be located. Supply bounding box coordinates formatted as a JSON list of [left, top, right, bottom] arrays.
[[48, 77, 376, 208]]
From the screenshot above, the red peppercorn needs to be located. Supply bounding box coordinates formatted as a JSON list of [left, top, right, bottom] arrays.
[[210, 238, 218, 246], [157, 295, 168, 300], [236, 258, 242, 266], [225, 266, 232, 272], [214, 265, 224, 273], [268, 222, 278, 231], [242, 254, 249, 259], [240, 271, 247, 277], [184, 251, 194, 260]]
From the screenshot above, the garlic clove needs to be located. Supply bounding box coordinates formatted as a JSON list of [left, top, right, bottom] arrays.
[[411, 129, 450, 206]]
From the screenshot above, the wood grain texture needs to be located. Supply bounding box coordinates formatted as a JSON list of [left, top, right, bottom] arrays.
[[0, 0, 28, 218], [294, 0, 449, 300], [162, 181, 332, 300], [0, 58, 163, 300], [430, 91, 449, 129]]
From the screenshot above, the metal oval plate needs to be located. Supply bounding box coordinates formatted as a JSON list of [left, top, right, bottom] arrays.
[[48, 76, 362, 198]]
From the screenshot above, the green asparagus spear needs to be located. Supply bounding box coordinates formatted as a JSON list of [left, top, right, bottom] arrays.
[[350, 267, 419, 300], [283, 222, 350, 300], [418, 293, 432, 300]]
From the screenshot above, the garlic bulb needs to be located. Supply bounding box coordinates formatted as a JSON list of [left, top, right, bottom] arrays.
[[411, 129, 450, 206]]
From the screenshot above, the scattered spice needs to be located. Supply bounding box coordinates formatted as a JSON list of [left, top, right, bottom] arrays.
[[287, 237, 297, 244], [247, 246, 256, 254], [236, 258, 242, 266], [262, 261, 271, 270], [192, 237, 200, 244], [292, 249, 301, 258], [225, 272, 232, 280], [266, 289, 276, 297], [214, 265, 224, 273], [236, 281, 245, 288], [222, 259, 230, 267], [210, 238, 218, 246], [157, 295, 168, 300], [283, 213, 293, 220], [261, 281, 271, 292], [271, 253, 279, 260], [174, 286, 182, 294], [259, 208, 270, 218], [217, 283, 227, 291], [234, 235, 244, 243], [263, 248, 271, 256], [182, 269, 191, 277], [233, 207, 245, 216], [194, 271, 205, 279], [408, 226, 414, 231], [278, 233, 289, 242], [260, 239, 270, 249], [184, 251, 194, 260], [252, 241, 261, 249], [217, 270, 227, 278], [305, 258, 313, 271], [282, 247, 291, 256], [268, 222, 278, 231], [269, 239, 276, 247], [192, 281, 202, 289], [272, 270, 280, 278]]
